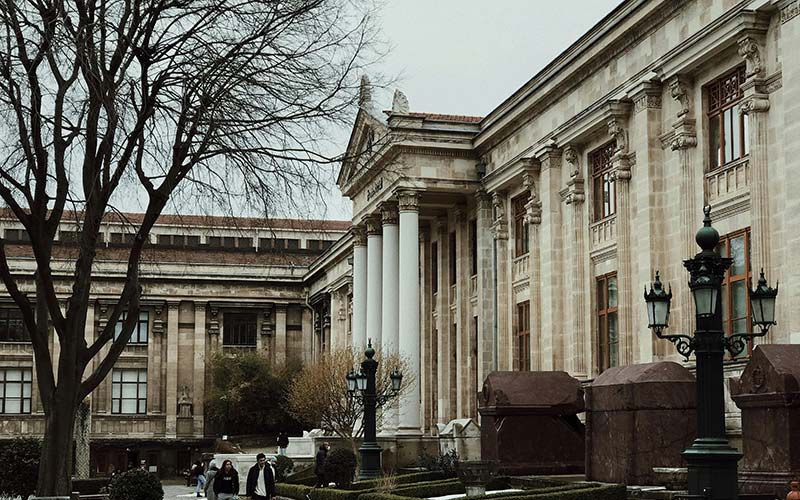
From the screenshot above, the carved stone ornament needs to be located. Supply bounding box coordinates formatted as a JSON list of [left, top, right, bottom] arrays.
[[738, 36, 764, 79], [611, 153, 633, 181], [358, 75, 373, 110], [525, 199, 542, 225], [608, 118, 628, 154], [364, 214, 382, 236], [671, 134, 699, 151], [740, 95, 770, 115], [669, 77, 692, 118], [208, 305, 220, 336], [153, 304, 165, 336], [491, 192, 505, 222], [564, 145, 581, 178], [391, 89, 410, 114], [261, 308, 273, 336], [351, 225, 367, 246], [397, 190, 420, 212], [381, 203, 399, 225], [781, 0, 799, 24]]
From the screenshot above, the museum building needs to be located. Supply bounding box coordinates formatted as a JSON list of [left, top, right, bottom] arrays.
[[1, 0, 800, 476]]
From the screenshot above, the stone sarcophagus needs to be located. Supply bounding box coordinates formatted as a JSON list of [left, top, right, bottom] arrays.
[[730, 344, 800, 499], [585, 362, 696, 486], [478, 371, 585, 475]]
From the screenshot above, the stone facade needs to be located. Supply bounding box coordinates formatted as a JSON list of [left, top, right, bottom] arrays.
[[0, 212, 347, 475], [323, 0, 800, 442]]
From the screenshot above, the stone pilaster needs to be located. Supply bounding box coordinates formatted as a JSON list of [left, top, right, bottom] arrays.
[[564, 146, 587, 376], [275, 304, 287, 365], [364, 214, 383, 348], [165, 301, 180, 438], [302, 306, 313, 364], [475, 190, 495, 385], [491, 191, 511, 371], [535, 145, 563, 370], [351, 225, 368, 350], [435, 218, 452, 422], [523, 169, 542, 371], [453, 207, 469, 418], [608, 106, 635, 367], [193, 302, 206, 436], [148, 303, 164, 413], [397, 189, 421, 434]]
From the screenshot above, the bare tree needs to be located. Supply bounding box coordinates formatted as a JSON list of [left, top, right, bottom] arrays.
[[287, 346, 411, 453], [0, 0, 383, 494]]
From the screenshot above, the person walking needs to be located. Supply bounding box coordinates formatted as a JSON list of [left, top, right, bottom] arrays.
[[204, 461, 219, 500], [193, 460, 207, 497], [314, 442, 329, 488], [277, 432, 290, 456], [246, 453, 276, 500], [213, 459, 240, 500]]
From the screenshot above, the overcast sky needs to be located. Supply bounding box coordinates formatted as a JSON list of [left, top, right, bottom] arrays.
[[321, 0, 621, 219]]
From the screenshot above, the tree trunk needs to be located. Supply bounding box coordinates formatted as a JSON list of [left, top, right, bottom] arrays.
[[37, 386, 78, 496]]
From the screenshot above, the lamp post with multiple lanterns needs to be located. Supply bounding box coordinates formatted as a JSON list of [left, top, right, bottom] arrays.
[[643, 206, 778, 500], [346, 340, 403, 480]]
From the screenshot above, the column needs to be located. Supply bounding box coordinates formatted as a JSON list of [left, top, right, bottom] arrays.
[[352, 226, 368, 350], [193, 302, 206, 436], [381, 203, 399, 432], [475, 191, 495, 381], [165, 301, 180, 438], [397, 190, 421, 434], [535, 146, 563, 370], [563, 148, 588, 375], [275, 305, 287, 365], [365, 214, 383, 348], [669, 76, 700, 343], [491, 192, 510, 371], [524, 175, 543, 370], [608, 110, 635, 367], [148, 304, 165, 413], [739, 34, 772, 279]]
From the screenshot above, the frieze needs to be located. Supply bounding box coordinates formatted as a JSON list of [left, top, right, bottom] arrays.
[[633, 94, 662, 113], [366, 176, 383, 201], [781, 0, 799, 23]]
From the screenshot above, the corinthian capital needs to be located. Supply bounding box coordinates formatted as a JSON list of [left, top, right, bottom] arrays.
[[397, 190, 420, 212], [351, 225, 367, 247]]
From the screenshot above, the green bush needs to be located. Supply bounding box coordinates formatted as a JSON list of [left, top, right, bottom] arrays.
[[393, 478, 464, 498], [109, 469, 164, 500], [323, 447, 358, 488], [309, 487, 369, 500], [286, 464, 318, 486], [416, 450, 459, 478], [275, 455, 295, 482], [0, 437, 40, 497], [276, 482, 313, 498], [351, 471, 447, 490], [354, 483, 624, 500]]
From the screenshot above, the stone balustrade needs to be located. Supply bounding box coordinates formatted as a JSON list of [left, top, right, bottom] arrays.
[[512, 254, 530, 283], [469, 274, 478, 298], [705, 158, 750, 206], [590, 217, 617, 253]]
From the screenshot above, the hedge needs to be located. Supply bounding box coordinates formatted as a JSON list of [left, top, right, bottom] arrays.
[[352, 483, 624, 500], [307, 487, 372, 500], [392, 479, 465, 498], [276, 483, 313, 499], [351, 471, 447, 490], [286, 465, 318, 486]]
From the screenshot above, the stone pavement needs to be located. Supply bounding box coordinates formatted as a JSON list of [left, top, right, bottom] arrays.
[[162, 480, 209, 499]]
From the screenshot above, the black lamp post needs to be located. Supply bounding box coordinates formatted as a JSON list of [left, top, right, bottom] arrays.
[[346, 340, 403, 480], [644, 206, 778, 500]]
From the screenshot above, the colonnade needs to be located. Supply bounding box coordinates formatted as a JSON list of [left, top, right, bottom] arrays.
[[351, 190, 422, 434]]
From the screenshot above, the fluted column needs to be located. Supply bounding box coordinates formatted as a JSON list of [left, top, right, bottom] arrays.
[[523, 172, 543, 370], [380, 203, 399, 433], [564, 147, 587, 376], [397, 190, 421, 434], [608, 111, 635, 367], [352, 226, 368, 350], [739, 34, 772, 278], [365, 214, 383, 348], [491, 192, 510, 371]]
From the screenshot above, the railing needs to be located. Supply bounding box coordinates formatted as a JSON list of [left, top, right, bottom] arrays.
[[470, 275, 478, 297], [706, 158, 749, 205], [512, 254, 530, 283], [590, 216, 616, 253]]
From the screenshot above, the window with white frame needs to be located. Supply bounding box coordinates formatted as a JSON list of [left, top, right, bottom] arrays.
[[113, 311, 149, 345], [111, 369, 147, 414], [0, 368, 32, 414]]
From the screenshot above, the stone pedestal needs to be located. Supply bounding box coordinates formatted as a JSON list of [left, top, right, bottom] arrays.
[[585, 362, 696, 486], [478, 371, 585, 475], [730, 345, 800, 499]]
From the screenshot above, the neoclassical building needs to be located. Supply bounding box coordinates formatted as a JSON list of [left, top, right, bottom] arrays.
[[313, 0, 800, 440]]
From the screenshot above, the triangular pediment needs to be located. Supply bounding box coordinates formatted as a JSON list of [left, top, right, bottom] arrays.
[[337, 108, 387, 191]]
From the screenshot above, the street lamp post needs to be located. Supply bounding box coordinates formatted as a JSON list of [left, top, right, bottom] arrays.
[[346, 340, 403, 480], [644, 207, 778, 500]]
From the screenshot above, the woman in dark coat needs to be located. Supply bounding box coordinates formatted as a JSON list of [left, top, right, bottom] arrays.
[[213, 459, 240, 499]]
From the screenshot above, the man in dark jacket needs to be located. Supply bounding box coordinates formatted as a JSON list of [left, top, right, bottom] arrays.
[[314, 442, 329, 488], [246, 453, 276, 500], [277, 431, 290, 456]]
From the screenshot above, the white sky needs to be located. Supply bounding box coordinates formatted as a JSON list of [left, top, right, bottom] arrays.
[[321, 0, 622, 220]]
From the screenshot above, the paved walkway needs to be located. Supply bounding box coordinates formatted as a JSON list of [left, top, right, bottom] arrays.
[[163, 480, 209, 499]]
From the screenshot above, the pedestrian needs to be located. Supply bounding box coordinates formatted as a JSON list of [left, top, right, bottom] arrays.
[[246, 453, 276, 500], [277, 431, 290, 456], [192, 460, 207, 497], [213, 459, 240, 500], [204, 461, 219, 500], [314, 442, 329, 488]]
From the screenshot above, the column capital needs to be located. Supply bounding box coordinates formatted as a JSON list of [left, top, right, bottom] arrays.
[[611, 152, 634, 182], [380, 202, 399, 226], [475, 189, 492, 209], [740, 78, 770, 115], [397, 190, 420, 212], [630, 80, 662, 114], [351, 225, 367, 247], [668, 75, 693, 119], [533, 143, 562, 169], [363, 214, 382, 236], [671, 117, 698, 151]]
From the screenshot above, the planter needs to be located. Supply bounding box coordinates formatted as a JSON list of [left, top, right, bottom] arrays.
[[456, 460, 497, 497]]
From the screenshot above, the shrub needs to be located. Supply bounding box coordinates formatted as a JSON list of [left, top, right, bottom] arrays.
[[285, 464, 317, 486], [416, 450, 458, 478], [276, 483, 313, 499], [275, 455, 295, 482], [392, 478, 464, 498], [323, 447, 357, 488], [0, 437, 40, 497], [351, 470, 447, 490], [109, 469, 164, 500]]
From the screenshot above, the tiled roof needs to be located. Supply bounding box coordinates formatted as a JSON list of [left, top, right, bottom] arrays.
[[384, 111, 483, 124]]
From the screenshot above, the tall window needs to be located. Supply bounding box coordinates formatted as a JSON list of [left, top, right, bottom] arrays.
[[223, 312, 257, 346], [597, 273, 618, 372], [0, 307, 29, 342], [470, 220, 478, 276], [431, 242, 439, 295], [591, 142, 616, 220], [513, 195, 530, 257], [717, 229, 752, 357], [707, 66, 749, 169], [449, 232, 457, 286], [516, 301, 530, 371], [111, 369, 147, 414], [113, 311, 149, 345], [0, 368, 32, 414]]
